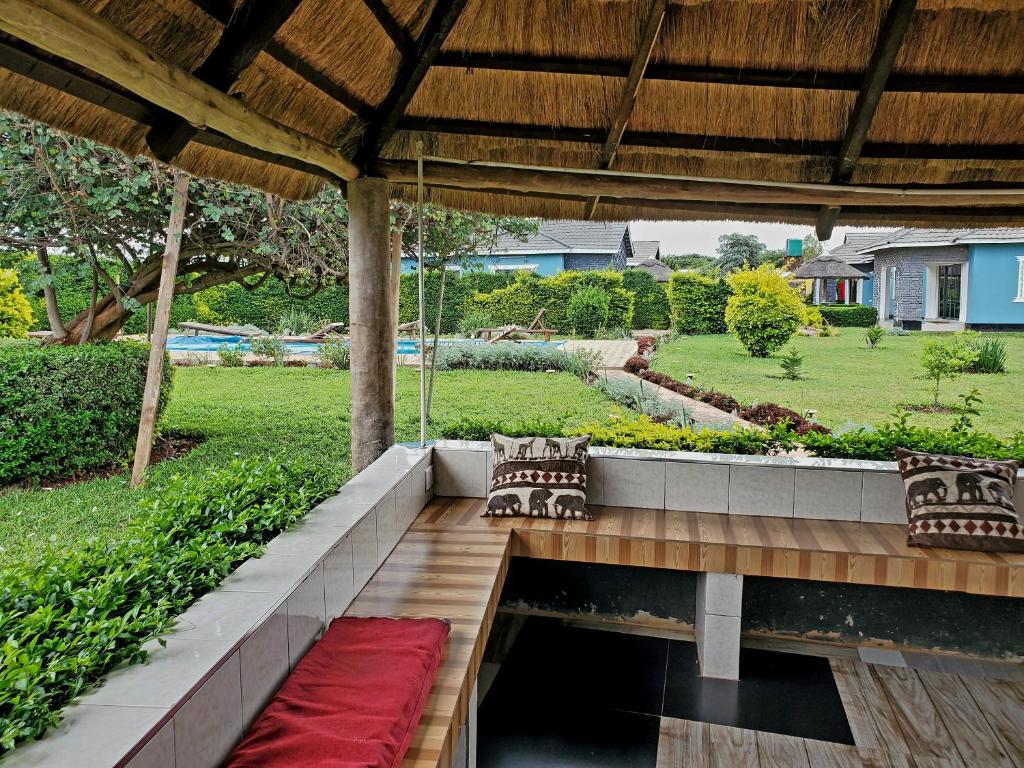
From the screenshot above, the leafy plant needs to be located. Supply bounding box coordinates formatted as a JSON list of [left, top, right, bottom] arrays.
[[594, 376, 691, 427], [567, 286, 611, 337], [622, 269, 670, 330], [920, 335, 978, 406], [801, 305, 824, 329], [971, 338, 1007, 374], [623, 354, 649, 374], [668, 272, 730, 334], [317, 339, 350, 370], [565, 347, 603, 382], [817, 305, 878, 327], [432, 342, 570, 373], [778, 347, 805, 380], [951, 388, 982, 433], [217, 343, 246, 367], [275, 308, 325, 336], [594, 325, 629, 340], [864, 325, 886, 349], [724, 265, 804, 357], [0, 269, 33, 339], [249, 336, 289, 367], [457, 310, 492, 337], [818, 321, 838, 338]]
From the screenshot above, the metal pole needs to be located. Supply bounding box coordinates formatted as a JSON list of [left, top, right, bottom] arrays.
[[417, 142, 427, 448]]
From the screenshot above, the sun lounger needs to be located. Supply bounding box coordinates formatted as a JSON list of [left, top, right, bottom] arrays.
[[178, 321, 266, 337]]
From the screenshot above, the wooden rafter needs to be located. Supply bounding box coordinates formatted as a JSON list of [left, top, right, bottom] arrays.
[[360, 0, 413, 53], [357, 0, 469, 166], [816, 0, 918, 240], [584, 0, 667, 219], [146, 0, 304, 162], [0, 0, 360, 180]]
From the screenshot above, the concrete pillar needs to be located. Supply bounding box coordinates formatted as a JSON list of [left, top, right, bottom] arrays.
[[695, 572, 743, 680], [348, 176, 394, 472]]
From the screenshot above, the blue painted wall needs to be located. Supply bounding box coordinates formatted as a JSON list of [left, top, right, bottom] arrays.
[[965, 244, 1024, 326], [860, 273, 874, 307]]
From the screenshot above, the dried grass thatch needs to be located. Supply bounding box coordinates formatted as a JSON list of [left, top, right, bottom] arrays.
[[0, 0, 1021, 224]]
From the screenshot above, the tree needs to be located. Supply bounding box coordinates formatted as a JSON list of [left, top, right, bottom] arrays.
[[663, 253, 717, 272], [716, 233, 767, 273], [802, 233, 824, 260], [0, 113, 350, 343], [724, 265, 805, 357], [920, 335, 979, 406], [0, 268, 33, 338]]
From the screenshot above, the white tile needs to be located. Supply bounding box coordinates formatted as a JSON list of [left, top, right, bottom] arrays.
[[858, 647, 907, 667], [263, 519, 346, 558], [286, 564, 325, 669], [585, 456, 604, 506], [794, 469, 863, 521], [375, 493, 401, 563], [434, 449, 488, 497], [697, 572, 743, 617], [324, 536, 355, 619], [239, 605, 289, 728], [125, 719, 175, 768], [728, 465, 795, 517], [351, 509, 379, 592], [861, 472, 909, 524], [173, 652, 242, 768], [601, 458, 666, 508], [665, 461, 729, 514], [219, 553, 317, 595], [0, 703, 169, 768], [396, 469, 427, 530], [169, 589, 280, 643], [697, 614, 741, 680]]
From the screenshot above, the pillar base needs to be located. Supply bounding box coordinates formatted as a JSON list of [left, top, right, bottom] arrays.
[[695, 572, 743, 680]]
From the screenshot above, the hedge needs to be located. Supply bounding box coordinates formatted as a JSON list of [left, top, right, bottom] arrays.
[[468, 271, 634, 334], [0, 341, 171, 483], [622, 269, 670, 329], [398, 271, 512, 334], [432, 343, 570, 372], [817, 304, 878, 327], [668, 272, 730, 334]]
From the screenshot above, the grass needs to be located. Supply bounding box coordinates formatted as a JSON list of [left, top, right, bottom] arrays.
[[652, 330, 1024, 437], [0, 366, 627, 567]]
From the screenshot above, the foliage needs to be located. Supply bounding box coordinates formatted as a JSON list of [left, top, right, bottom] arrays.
[[458, 310, 492, 337], [621, 269, 670, 329], [0, 269, 32, 338], [594, 325, 629, 340], [317, 339, 350, 370], [399, 271, 512, 334], [396, 205, 537, 271], [275, 308, 326, 336], [624, 354, 649, 374], [972, 337, 1007, 374], [0, 458, 334, 751], [468, 270, 634, 333], [431, 343, 570, 372], [565, 347, 602, 382], [864, 325, 886, 349], [636, 335, 657, 355], [716, 233, 767, 273], [801, 305, 824, 329], [0, 341, 170, 484], [920, 334, 978, 405], [668, 272, 730, 334], [778, 347, 805, 380], [594, 377, 691, 427], [569, 417, 794, 455], [436, 417, 567, 441], [662, 253, 718, 273], [567, 286, 610, 337], [641, 369, 739, 412], [817, 304, 878, 327], [801, 233, 824, 260], [216, 343, 245, 367], [249, 336, 289, 366], [724, 265, 804, 357]]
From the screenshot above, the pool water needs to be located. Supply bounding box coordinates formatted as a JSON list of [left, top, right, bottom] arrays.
[[166, 335, 563, 355]]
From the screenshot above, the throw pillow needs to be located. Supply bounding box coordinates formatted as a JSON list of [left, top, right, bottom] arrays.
[[484, 434, 592, 520], [896, 448, 1022, 552]]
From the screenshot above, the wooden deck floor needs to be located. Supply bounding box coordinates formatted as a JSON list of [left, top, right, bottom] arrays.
[[657, 659, 1024, 767]]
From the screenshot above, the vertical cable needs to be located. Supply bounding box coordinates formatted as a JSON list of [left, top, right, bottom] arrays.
[[417, 142, 427, 447]]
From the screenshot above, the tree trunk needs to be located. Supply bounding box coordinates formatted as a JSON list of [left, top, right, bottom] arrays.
[[35, 246, 67, 340], [131, 172, 189, 487], [348, 176, 394, 472], [78, 261, 98, 344], [426, 266, 447, 419]]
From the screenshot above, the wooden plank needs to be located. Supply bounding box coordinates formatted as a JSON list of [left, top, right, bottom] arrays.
[[959, 676, 1024, 765], [917, 670, 1013, 767], [872, 667, 964, 768], [756, 731, 809, 768], [360, 0, 413, 52], [656, 716, 687, 768]]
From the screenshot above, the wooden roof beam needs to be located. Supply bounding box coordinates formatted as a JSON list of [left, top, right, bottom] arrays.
[[816, 0, 917, 240], [0, 0, 360, 180], [360, 0, 413, 54], [146, 0, 304, 162], [358, 0, 469, 166], [585, 0, 667, 219]]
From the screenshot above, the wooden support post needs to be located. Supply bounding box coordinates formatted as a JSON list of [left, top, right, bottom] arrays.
[[131, 172, 189, 487], [349, 176, 395, 472]]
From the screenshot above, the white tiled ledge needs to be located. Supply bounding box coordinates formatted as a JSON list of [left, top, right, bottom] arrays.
[[2, 445, 432, 768], [432, 441, 1024, 525]]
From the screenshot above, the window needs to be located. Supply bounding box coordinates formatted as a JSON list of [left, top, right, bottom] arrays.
[[1017, 256, 1024, 302], [937, 264, 962, 320]]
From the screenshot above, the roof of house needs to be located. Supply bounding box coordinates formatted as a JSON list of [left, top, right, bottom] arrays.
[[853, 227, 1024, 254], [631, 240, 661, 261], [486, 220, 631, 256], [827, 231, 891, 264], [630, 258, 673, 283], [792, 254, 869, 279]]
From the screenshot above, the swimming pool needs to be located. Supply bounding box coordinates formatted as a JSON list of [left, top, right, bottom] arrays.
[[166, 335, 563, 355]]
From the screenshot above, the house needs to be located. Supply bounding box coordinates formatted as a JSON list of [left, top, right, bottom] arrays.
[[628, 239, 662, 265], [400, 220, 641, 275], [824, 232, 880, 305]]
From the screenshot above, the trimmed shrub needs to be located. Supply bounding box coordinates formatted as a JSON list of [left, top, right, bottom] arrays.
[[0, 341, 171, 484], [399, 271, 513, 335], [0, 269, 33, 338], [668, 273, 730, 334], [567, 286, 610, 336], [738, 402, 828, 435], [817, 304, 877, 327], [0, 458, 334, 750], [725, 266, 804, 357], [432, 343, 570, 372], [636, 335, 657, 355], [623, 355, 649, 374], [622, 269, 670, 329], [468, 271, 634, 333]]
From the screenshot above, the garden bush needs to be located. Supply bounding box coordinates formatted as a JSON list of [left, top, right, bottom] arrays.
[[249, 336, 289, 366], [567, 286, 610, 336], [468, 271, 634, 333], [623, 355, 649, 374], [0, 341, 171, 483], [432, 342, 570, 372], [0, 458, 334, 751], [594, 377, 691, 427], [972, 337, 1008, 374], [622, 269, 670, 329], [817, 304, 877, 327], [668, 272, 730, 334], [0, 269, 33, 338], [399, 271, 513, 335], [725, 266, 804, 357], [636, 335, 657, 355], [317, 338, 350, 370]]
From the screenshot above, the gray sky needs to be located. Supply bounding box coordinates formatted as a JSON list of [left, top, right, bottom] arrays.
[[630, 220, 896, 256]]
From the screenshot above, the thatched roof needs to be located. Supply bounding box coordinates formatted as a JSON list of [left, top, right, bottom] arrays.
[[793, 254, 870, 279], [1, 0, 1023, 229]]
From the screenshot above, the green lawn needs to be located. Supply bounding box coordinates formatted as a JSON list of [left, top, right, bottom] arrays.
[[0, 367, 627, 567], [652, 331, 1024, 437]]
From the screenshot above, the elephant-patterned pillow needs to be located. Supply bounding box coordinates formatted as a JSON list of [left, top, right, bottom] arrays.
[[484, 434, 592, 520], [896, 448, 1022, 552]]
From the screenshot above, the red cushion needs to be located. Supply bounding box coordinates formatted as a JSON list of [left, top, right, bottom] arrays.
[[226, 616, 450, 768]]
